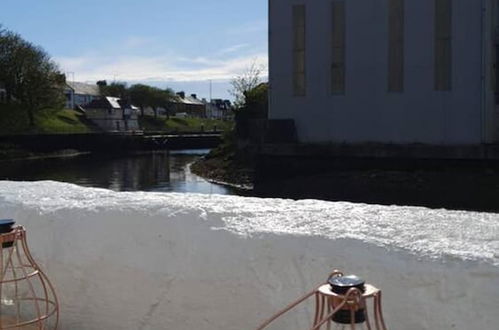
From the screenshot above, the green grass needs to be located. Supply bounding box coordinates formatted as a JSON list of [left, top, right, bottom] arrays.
[[139, 115, 233, 132], [0, 105, 232, 135], [36, 109, 96, 134], [0, 105, 97, 135]]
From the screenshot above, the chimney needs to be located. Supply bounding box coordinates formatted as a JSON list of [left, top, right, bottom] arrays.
[[177, 92, 185, 99], [191, 94, 197, 99]]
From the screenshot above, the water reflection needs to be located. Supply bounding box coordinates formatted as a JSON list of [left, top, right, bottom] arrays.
[[0, 150, 239, 195]]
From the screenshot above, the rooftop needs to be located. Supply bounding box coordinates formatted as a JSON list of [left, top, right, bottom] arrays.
[[66, 81, 100, 96]]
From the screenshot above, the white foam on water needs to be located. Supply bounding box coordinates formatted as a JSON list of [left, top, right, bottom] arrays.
[[0, 181, 498, 329]]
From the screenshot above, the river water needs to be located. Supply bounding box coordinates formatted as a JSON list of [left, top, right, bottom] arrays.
[[0, 150, 243, 195]]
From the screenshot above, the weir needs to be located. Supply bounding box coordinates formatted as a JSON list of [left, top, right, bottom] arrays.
[[0, 181, 497, 329]]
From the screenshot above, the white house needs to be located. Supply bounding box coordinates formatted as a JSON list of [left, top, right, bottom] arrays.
[[269, 0, 499, 145], [84, 97, 140, 132], [204, 99, 232, 120], [64, 82, 100, 109]]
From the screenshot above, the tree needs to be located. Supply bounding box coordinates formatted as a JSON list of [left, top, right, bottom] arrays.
[[244, 83, 268, 119], [0, 27, 65, 126], [129, 84, 152, 117], [229, 61, 264, 109], [101, 81, 128, 100], [129, 85, 177, 118], [155, 88, 177, 119]]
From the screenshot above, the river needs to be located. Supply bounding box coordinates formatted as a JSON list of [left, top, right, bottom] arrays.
[[0, 150, 244, 195]]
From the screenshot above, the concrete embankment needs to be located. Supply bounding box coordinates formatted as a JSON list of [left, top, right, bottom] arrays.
[[0, 181, 497, 330], [0, 132, 222, 154]]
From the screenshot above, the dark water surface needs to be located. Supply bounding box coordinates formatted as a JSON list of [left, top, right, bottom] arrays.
[[0, 150, 244, 195]]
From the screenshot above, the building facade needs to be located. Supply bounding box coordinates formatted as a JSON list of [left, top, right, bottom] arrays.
[[171, 92, 206, 118], [65, 82, 100, 109], [269, 0, 499, 145], [205, 99, 232, 120], [85, 97, 140, 132]]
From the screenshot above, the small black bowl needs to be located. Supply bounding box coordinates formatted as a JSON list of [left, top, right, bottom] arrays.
[[328, 274, 366, 324]]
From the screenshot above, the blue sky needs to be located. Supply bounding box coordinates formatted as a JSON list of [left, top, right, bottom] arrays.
[[1, 0, 268, 100]]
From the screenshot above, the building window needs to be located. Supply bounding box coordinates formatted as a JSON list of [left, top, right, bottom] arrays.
[[331, 1, 346, 94], [435, 0, 452, 91], [388, 0, 404, 92], [293, 5, 306, 96]]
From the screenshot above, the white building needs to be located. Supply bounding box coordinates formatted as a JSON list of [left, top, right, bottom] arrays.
[[204, 99, 232, 120], [269, 0, 499, 145], [64, 82, 100, 109], [84, 97, 140, 132]]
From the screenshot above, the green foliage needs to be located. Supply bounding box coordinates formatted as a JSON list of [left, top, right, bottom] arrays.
[[243, 83, 268, 118], [129, 84, 177, 117], [0, 104, 30, 133], [0, 26, 65, 127], [100, 81, 128, 99]]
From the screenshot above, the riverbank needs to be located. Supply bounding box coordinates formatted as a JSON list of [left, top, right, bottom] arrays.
[[192, 141, 499, 211], [190, 134, 254, 189], [253, 166, 499, 212], [0, 142, 88, 162]]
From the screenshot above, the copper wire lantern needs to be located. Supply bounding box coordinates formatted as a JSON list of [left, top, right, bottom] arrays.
[[257, 270, 387, 330], [0, 220, 59, 329]]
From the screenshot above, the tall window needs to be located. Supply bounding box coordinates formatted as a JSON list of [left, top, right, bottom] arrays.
[[293, 5, 306, 96], [435, 0, 452, 91], [388, 0, 404, 92], [331, 1, 346, 94]]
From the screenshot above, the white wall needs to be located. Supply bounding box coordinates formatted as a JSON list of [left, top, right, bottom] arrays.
[[269, 0, 490, 145], [0, 181, 498, 330]]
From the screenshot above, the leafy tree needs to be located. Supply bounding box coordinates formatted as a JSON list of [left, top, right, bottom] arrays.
[[0, 27, 65, 127], [244, 83, 268, 119], [129, 85, 177, 118], [155, 88, 177, 119], [101, 81, 128, 100], [129, 84, 152, 117]]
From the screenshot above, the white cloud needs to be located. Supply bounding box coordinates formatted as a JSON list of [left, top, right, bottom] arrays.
[[217, 43, 250, 55], [55, 52, 268, 83]]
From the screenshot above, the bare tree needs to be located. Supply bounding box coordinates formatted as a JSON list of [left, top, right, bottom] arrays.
[[229, 61, 264, 109]]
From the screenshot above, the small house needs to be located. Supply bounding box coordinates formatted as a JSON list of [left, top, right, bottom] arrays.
[[205, 99, 232, 120], [84, 97, 140, 132], [171, 92, 206, 118], [65, 82, 100, 109]]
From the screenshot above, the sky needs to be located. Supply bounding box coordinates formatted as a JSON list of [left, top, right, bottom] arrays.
[[1, 0, 268, 100]]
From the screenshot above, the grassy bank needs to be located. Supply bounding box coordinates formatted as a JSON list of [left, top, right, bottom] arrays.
[[139, 115, 233, 132], [0, 105, 96, 135]]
